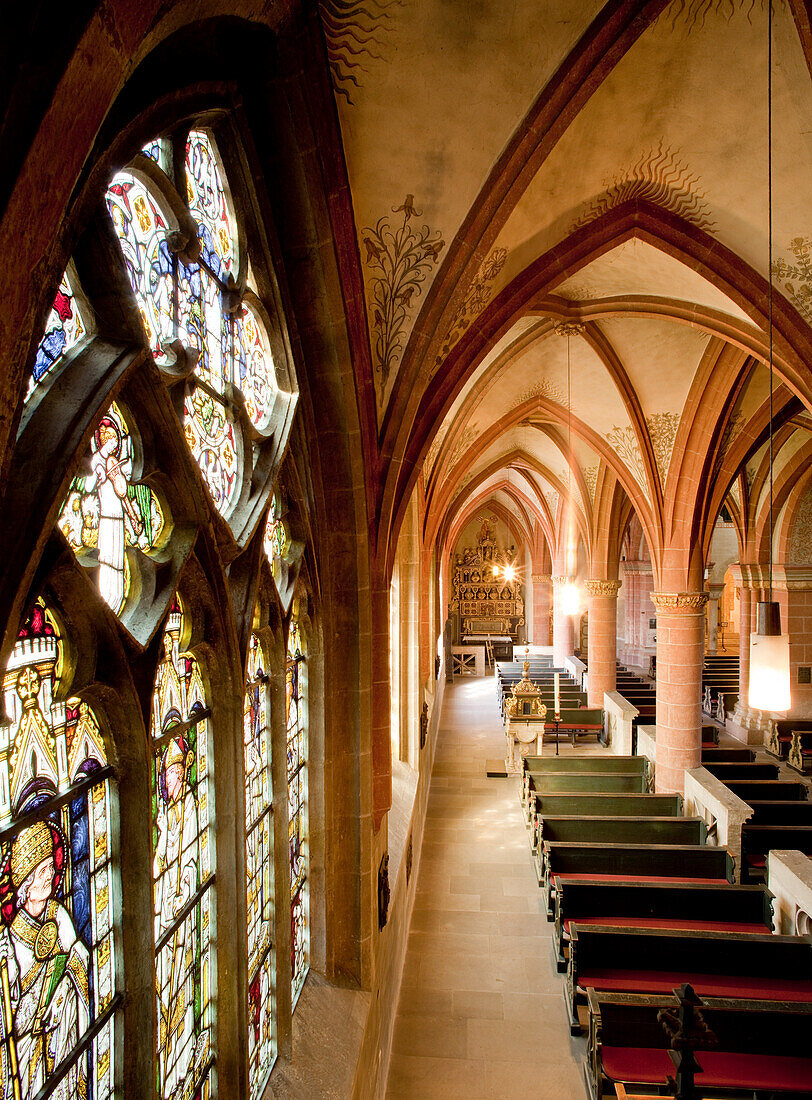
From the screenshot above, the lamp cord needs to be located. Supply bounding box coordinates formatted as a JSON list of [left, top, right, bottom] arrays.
[[768, 0, 774, 603]]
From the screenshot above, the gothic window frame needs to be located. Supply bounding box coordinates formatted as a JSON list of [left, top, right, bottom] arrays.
[[243, 629, 276, 1098], [0, 590, 124, 1100], [286, 608, 309, 1008]]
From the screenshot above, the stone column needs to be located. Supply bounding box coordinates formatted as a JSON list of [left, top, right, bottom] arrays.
[[531, 574, 552, 645], [585, 579, 622, 707], [738, 585, 753, 704], [552, 576, 575, 667], [706, 583, 725, 655], [652, 592, 709, 795]]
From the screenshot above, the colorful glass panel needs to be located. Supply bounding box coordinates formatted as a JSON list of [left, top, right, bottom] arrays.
[[151, 602, 215, 1100], [142, 139, 164, 168], [184, 389, 240, 515], [262, 494, 288, 583], [233, 304, 275, 430], [106, 172, 175, 361], [285, 619, 308, 1005], [244, 635, 275, 1097], [177, 258, 228, 394], [30, 271, 87, 399], [0, 598, 117, 1100], [57, 402, 166, 616], [185, 131, 237, 278]]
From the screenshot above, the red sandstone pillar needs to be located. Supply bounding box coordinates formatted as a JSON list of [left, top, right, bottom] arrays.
[[652, 592, 709, 794], [532, 573, 552, 645], [738, 586, 752, 703], [585, 579, 621, 707], [552, 576, 575, 666]]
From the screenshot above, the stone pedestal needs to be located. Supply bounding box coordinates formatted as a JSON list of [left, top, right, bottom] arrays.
[[652, 592, 709, 794], [585, 579, 621, 707]]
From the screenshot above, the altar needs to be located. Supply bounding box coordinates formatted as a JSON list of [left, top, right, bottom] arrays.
[[450, 516, 524, 647]]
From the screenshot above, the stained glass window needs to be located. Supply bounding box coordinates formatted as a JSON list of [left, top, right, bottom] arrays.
[[29, 270, 87, 400], [262, 493, 289, 596], [142, 139, 164, 168], [244, 635, 275, 1097], [151, 600, 215, 1100], [286, 618, 308, 1006], [0, 598, 118, 1100], [106, 129, 278, 523], [57, 401, 167, 616]]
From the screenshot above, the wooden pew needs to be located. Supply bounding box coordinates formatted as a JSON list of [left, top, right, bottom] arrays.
[[748, 799, 812, 824], [533, 815, 706, 885], [553, 878, 772, 971], [725, 779, 809, 801], [700, 746, 754, 763], [543, 841, 732, 920], [702, 761, 781, 781], [585, 990, 812, 1100], [546, 707, 605, 747], [741, 824, 812, 882], [567, 923, 812, 1034], [524, 769, 649, 821], [528, 792, 682, 850]]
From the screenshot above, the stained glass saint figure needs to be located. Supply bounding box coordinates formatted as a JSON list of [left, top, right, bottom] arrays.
[[58, 403, 165, 616], [285, 618, 308, 1005], [0, 599, 116, 1100], [243, 635, 274, 1097], [151, 602, 214, 1100]]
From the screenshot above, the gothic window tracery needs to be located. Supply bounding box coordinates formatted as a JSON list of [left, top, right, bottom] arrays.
[[244, 633, 275, 1096], [103, 129, 284, 527], [29, 267, 89, 402], [150, 599, 215, 1100], [0, 598, 118, 1100]]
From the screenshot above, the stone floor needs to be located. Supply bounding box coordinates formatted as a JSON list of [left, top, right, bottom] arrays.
[[386, 676, 604, 1099]]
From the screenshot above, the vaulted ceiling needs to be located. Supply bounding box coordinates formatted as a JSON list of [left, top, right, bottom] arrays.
[[320, 0, 812, 583]]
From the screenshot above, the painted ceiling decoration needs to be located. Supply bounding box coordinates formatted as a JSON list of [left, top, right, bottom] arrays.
[[311, 0, 812, 582]]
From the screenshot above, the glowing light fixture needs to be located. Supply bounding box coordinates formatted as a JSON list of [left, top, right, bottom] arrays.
[[561, 579, 580, 617], [504, 564, 516, 582], [749, 4, 791, 714]]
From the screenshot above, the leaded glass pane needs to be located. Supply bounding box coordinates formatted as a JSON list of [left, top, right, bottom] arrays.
[[285, 619, 308, 1006], [142, 139, 164, 168], [183, 389, 240, 516], [29, 270, 87, 400], [57, 401, 167, 616], [106, 172, 175, 361], [185, 131, 237, 279], [151, 601, 215, 1100], [244, 634, 275, 1098], [0, 598, 118, 1100], [234, 304, 275, 431]]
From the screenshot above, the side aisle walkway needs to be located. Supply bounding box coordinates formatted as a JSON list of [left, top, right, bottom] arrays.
[[386, 677, 596, 1098]]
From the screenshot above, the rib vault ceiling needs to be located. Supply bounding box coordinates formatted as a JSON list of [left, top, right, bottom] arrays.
[[318, 0, 812, 579]]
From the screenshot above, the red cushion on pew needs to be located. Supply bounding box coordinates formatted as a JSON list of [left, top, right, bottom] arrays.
[[563, 917, 769, 935], [553, 874, 730, 886], [778, 734, 792, 742], [579, 969, 812, 1001], [746, 854, 767, 868], [602, 1046, 812, 1092]]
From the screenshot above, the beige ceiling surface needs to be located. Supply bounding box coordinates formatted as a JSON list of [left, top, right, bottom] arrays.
[[554, 240, 755, 324]]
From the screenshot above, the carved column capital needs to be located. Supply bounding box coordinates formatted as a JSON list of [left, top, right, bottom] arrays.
[[584, 579, 622, 598], [530, 573, 552, 583], [706, 583, 725, 601], [552, 575, 574, 587], [651, 591, 710, 614]]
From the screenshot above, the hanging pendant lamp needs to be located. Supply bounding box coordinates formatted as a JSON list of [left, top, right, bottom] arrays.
[[749, 0, 791, 713]]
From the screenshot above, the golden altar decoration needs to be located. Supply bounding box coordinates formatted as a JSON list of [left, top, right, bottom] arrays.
[[450, 516, 524, 637]]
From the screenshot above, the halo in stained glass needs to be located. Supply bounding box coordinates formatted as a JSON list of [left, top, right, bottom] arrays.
[[106, 172, 175, 361], [57, 401, 167, 616], [150, 600, 215, 1100], [0, 597, 118, 1100], [185, 130, 237, 278], [29, 270, 87, 400], [244, 634, 275, 1096], [234, 303, 276, 431]]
